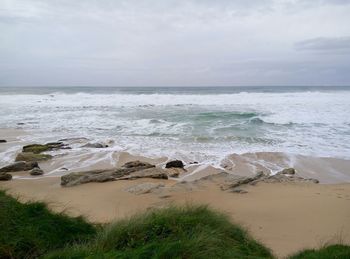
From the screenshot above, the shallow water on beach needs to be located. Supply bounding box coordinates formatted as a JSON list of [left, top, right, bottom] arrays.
[[0, 86, 350, 165]]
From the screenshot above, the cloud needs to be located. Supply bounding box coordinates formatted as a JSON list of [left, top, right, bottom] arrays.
[[295, 37, 350, 52], [0, 0, 350, 86]]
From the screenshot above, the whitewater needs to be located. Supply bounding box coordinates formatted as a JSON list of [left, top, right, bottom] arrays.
[[0, 86, 349, 166]]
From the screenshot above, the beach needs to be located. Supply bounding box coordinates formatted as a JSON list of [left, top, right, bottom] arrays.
[[1, 128, 350, 258]]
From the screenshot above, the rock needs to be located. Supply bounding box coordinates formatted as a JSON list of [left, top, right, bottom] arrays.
[[0, 161, 39, 173], [15, 152, 52, 162], [61, 165, 167, 187], [122, 161, 155, 169], [119, 168, 168, 180], [0, 173, 12, 181], [81, 143, 108, 148], [221, 171, 265, 191], [22, 142, 67, 154], [231, 188, 248, 194], [30, 168, 44, 176], [0, 140, 7, 143], [126, 182, 165, 195], [277, 168, 296, 175], [165, 160, 184, 169], [165, 168, 185, 178]]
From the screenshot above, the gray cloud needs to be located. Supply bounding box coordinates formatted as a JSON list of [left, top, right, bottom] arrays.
[[0, 0, 350, 86], [295, 37, 350, 52]]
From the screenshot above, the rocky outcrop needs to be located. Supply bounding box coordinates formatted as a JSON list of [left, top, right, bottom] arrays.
[[0, 173, 12, 181], [81, 143, 108, 148], [277, 168, 296, 175], [22, 142, 68, 154], [221, 172, 265, 191], [221, 168, 319, 192], [61, 162, 167, 187], [30, 168, 44, 176], [0, 140, 7, 143], [122, 161, 155, 169], [126, 182, 165, 195], [165, 160, 184, 169], [0, 161, 39, 173], [15, 152, 52, 162]]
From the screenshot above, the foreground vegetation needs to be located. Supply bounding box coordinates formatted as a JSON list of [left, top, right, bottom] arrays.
[[0, 190, 349, 259]]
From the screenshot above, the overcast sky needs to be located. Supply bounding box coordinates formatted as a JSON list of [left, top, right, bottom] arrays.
[[1, 0, 350, 87]]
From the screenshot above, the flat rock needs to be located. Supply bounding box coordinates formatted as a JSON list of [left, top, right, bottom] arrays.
[[0, 173, 12, 181], [231, 188, 248, 194], [61, 166, 167, 187], [122, 161, 155, 169], [0, 161, 39, 173], [81, 143, 108, 148], [165, 160, 184, 169], [126, 182, 165, 195], [30, 168, 44, 176], [221, 171, 265, 191], [277, 168, 296, 175], [0, 140, 7, 143], [22, 142, 67, 153], [15, 152, 52, 162]]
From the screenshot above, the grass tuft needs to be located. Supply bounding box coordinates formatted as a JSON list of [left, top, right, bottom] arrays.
[[46, 205, 273, 259], [0, 190, 96, 259], [289, 244, 350, 259]]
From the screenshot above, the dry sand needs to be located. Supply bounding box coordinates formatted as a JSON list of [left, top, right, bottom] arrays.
[[1, 128, 350, 258]]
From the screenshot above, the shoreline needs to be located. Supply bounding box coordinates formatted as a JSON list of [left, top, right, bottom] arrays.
[[1, 128, 350, 257]]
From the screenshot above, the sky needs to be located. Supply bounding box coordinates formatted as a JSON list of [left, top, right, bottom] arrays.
[[0, 0, 350, 87]]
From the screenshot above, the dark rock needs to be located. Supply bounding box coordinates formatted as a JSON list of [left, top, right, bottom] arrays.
[[0, 173, 12, 181], [61, 166, 167, 187], [81, 143, 108, 148], [30, 168, 44, 176], [0, 140, 7, 143], [122, 161, 155, 169], [22, 142, 67, 153], [0, 161, 39, 173], [15, 152, 52, 162], [231, 188, 248, 194], [277, 168, 296, 175], [165, 160, 184, 169]]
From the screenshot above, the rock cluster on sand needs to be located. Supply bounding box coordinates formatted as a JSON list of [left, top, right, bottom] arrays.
[[0, 161, 44, 180], [61, 161, 168, 187], [0, 161, 39, 173], [221, 168, 319, 192], [15, 152, 52, 162], [15, 141, 71, 162]]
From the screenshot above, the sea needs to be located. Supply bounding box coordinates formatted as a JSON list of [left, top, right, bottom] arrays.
[[0, 86, 350, 165]]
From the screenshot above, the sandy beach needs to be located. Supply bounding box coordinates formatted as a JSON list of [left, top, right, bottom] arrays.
[[1, 128, 350, 258]]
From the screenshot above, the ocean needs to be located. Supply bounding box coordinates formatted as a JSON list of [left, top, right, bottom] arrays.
[[0, 86, 350, 165]]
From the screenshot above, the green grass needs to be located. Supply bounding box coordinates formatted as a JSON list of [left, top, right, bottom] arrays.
[[1, 190, 349, 259], [45, 205, 273, 259], [0, 190, 96, 259], [289, 244, 350, 259]]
